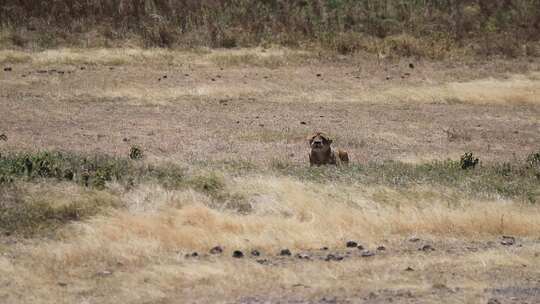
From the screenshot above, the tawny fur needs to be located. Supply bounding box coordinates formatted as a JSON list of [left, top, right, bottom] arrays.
[[308, 132, 349, 166]]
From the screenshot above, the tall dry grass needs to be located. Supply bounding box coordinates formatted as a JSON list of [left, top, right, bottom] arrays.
[[1, 175, 539, 303], [1, 0, 539, 58]]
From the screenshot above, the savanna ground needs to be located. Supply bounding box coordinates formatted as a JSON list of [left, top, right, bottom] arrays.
[[1, 48, 540, 304]]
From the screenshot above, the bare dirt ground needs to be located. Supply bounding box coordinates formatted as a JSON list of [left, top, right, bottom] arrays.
[[1, 49, 539, 165], [1, 48, 540, 304]]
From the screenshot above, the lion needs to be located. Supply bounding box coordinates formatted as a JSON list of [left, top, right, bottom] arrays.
[[308, 132, 349, 166]]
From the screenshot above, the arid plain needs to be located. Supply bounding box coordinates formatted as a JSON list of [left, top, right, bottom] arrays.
[[1, 48, 540, 303]]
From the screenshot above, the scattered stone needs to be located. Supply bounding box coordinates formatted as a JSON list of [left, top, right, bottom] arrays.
[[233, 250, 244, 258], [57, 282, 68, 287], [163, 75, 167, 79], [404, 72, 411, 77], [296, 253, 310, 260], [57, 71, 65, 75], [279, 249, 292, 256], [357, 245, 364, 250], [386, 76, 391, 80], [3, 67, 12, 72], [122, 137, 129, 142], [321, 247, 329, 251], [184, 74, 190, 77], [80, 67, 86, 70], [405, 267, 414, 272], [0, 133, 7, 141], [256, 259, 269, 265], [185, 252, 199, 258], [346, 241, 358, 248], [420, 244, 435, 252], [361, 250, 375, 257], [316, 73, 322, 77], [210, 246, 223, 254], [300, 121, 307, 125], [377, 246, 386, 251], [211, 78, 216, 81], [501, 235, 515, 246], [96, 270, 113, 277], [487, 299, 500, 304], [251, 250, 261, 257], [325, 254, 343, 262], [37, 70, 48, 74], [409, 63, 415, 69]]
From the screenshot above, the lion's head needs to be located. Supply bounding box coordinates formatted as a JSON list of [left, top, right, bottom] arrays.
[[309, 132, 333, 152], [308, 132, 349, 166]]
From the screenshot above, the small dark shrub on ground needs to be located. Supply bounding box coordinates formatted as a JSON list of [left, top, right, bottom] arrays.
[[129, 146, 144, 160], [460, 152, 479, 170]]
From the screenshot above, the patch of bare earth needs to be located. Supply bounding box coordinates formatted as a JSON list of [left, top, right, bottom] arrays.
[[1, 49, 540, 303]]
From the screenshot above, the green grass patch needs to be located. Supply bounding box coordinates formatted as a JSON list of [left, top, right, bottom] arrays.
[[273, 158, 540, 203], [0, 183, 120, 237]]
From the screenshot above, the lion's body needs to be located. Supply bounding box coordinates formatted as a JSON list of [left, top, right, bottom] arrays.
[[308, 133, 349, 166]]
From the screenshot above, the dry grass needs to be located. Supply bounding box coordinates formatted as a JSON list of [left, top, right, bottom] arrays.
[[1, 48, 540, 303], [1, 176, 539, 303]]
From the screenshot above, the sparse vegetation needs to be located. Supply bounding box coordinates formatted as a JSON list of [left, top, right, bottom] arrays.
[[129, 145, 144, 160]]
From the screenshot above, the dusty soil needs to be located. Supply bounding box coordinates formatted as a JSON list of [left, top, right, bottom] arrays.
[[1, 50, 540, 304], [1, 55, 539, 165]]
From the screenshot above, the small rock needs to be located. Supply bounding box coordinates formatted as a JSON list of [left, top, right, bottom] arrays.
[[419, 244, 435, 252], [386, 76, 391, 80], [405, 267, 414, 272], [233, 250, 244, 258], [210, 246, 223, 254], [316, 73, 322, 77], [296, 253, 310, 260], [346, 241, 358, 248], [325, 254, 343, 262], [487, 299, 500, 304], [251, 250, 261, 257], [96, 270, 113, 277], [37, 70, 48, 74], [377, 246, 386, 251], [80, 67, 86, 70], [185, 252, 198, 258], [0, 134, 7, 141], [357, 245, 364, 250], [57, 282, 68, 287], [361, 250, 375, 257], [409, 63, 415, 69], [256, 259, 269, 265], [211, 78, 216, 81], [184, 74, 190, 77], [501, 235, 515, 246], [163, 75, 167, 79], [4, 67, 12, 72], [279, 249, 292, 256], [300, 121, 307, 125], [321, 247, 329, 251]]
